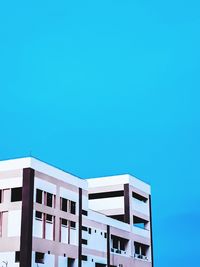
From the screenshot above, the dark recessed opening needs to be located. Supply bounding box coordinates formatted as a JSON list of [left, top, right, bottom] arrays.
[[61, 198, 68, 212], [15, 251, 20, 263], [35, 252, 45, 264], [70, 201, 76, 214], [82, 209, 88, 216], [89, 190, 124, 200], [47, 193, 53, 207], [132, 192, 147, 202], [11, 187, 22, 202], [71, 221, 76, 228], [35, 211, 42, 220], [36, 189, 43, 204], [61, 218, 68, 227]]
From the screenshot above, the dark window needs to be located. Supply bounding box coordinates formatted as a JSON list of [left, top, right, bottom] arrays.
[[36, 189, 43, 204], [70, 201, 76, 214], [15, 251, 20, 262], [35, 252, 45, 264], [82, 226, 88, 231], [120, 240, 125, 251], [132, 192, 147, 202], [61, 198, 68, 212], [35, 211, 42, 220], [71, 221, 76, 228], [135, 243, 140, 254], [46, 214, 53, 223], [81, 255, 87, 261], [0, 190, 2, 203], [88, 228, 91, 234], [104, 233, 107, 238], [82, 209, 88, 216], [134, 242, 148, 256], [46, 192, 53, 207], [112, 237, 118, 249], [89, 191, 124, 200], [11, 187, 22, 202], [82, 239, 88, 245], [61, 218, 68, 226]]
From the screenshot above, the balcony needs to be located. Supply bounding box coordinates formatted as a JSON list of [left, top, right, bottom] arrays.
[[132, 198, 149, 216], [132, 225, 150, 238]]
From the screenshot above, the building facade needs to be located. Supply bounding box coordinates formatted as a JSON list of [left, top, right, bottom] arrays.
[[0, 157, 153, 267]]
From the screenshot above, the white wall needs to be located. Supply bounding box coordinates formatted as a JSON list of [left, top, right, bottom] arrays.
[[0, 252, 19, 267], [61, 226, 68, 244], [87, 228, 107, 252], [7, 210, 21, 237], [34, 177, 56, 196], [33, 217, 43, 238], [89, 196, 124, 211], [0, 178, 22, 190], [46, 222, 54, 240], [60, 187, 78, 203], [70, 228, 77, 245], [58, 256, 68, 267]]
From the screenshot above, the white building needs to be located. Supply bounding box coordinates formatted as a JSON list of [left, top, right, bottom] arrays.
[[0, 157, 153, 267]]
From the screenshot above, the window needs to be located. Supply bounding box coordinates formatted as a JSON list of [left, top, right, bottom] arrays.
[[81, 255, 87, 261], [104, 233, 107, 238], [70, 221, 76, 228], [15, 251, 20, 263], [35, 211, 42, 220], [132, 192, 147, 203], [134, 242, 148, 259], [82, 226, 88, 231], [82, 209, 88, 216], [88, 228, 91, 234], [0, 190, 2, 203], [61, 218, 68, 227], [11, 187, 22, 202], [61, 198, 68, 212], [46, 214, 53, 223], [120, 240, 125, 251], [35, 252, 45, 264], [70, 201, 76, 214], [111, 235, 128, 252], [36, 189, 43, 204], [89, 191, 124, 199], [112, 236, 118, 249], [82, 239, 88, 245], [46, 193, 53, 207]]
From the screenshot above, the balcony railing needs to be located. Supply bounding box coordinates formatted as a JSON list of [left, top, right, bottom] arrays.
[[134, 253, 148, 261], [111, 248, 127, 256]]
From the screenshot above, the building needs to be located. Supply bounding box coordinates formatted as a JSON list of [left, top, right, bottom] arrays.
[[0, 157, 153, 267]]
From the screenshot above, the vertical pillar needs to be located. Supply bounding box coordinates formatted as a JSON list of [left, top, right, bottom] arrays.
[[20, 168, 35, 267], [149, 195, 154, 267], [107, 225, 110, 267], [78, 188, 82, 267], [124, 184, 130, 224]]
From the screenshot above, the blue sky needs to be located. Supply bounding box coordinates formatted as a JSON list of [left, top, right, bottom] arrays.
[[0, 1, 200, 266]]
